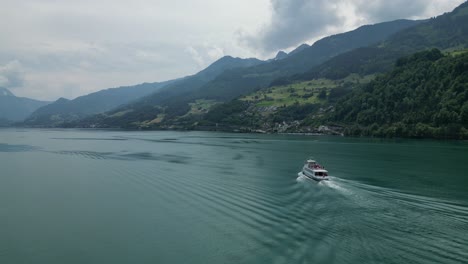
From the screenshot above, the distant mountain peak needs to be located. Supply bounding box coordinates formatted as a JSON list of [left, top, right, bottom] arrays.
[[274, 51, 288, 60], [211, 55, 260, 65], [0, 87, 15, 97], [289, 44, 310, 56], [55, 97, 70, 103], [195, 55, 264, 80]]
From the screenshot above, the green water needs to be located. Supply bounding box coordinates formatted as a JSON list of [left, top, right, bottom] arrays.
[[1, 129, 467, 264]]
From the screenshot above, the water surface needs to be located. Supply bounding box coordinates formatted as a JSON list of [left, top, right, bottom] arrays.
[[1, 129, 467, 264]]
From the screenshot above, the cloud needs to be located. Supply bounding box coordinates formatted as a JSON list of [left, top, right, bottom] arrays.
[[0, 0, 268, 100], [185, 45, 226, 69], [207, 46, 225, 61], [185, 46, 206, 67], [0, 60, 24, 88], [241, 0, 344, 54], [351, 0, 449, 22], [240, 0, 466, 55]]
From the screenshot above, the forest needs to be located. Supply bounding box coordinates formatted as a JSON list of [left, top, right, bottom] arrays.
[[329, 49, 468, 139]]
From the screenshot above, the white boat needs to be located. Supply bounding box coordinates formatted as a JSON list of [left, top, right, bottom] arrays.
[[298, 159, 330, 181]]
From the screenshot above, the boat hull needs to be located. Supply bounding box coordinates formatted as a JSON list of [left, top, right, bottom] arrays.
[[298, 171, 329, 181]]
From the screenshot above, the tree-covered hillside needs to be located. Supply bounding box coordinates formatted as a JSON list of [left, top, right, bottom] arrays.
[[329, 49, 468, 139]]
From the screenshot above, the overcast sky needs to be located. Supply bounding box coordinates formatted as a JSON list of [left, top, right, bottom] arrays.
[[0, 0, 465, 101]]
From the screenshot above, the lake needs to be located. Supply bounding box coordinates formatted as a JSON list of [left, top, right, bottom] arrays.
[[1, 129, 467, 264]]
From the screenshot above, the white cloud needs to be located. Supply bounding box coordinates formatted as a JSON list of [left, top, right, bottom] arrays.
[[0, 60, 25, 88], [185, 46, 206, 68], [207, 46, 225, 61], [0, 0, 269, 100], [240, 0, 344, 54]]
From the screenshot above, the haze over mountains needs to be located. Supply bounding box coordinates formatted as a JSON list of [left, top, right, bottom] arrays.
[[3, 1, 468, 138], [24, 81, 178, 126], [0, 87, 49, 125]]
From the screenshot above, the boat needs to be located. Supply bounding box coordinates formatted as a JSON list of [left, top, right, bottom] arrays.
[[298, 159, 330, 181]]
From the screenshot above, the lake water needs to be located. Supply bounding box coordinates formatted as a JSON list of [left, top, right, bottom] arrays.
[[1, 129, 467, 264]]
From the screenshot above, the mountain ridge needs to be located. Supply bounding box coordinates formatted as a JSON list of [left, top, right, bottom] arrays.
[[0, 87, 50, 122]]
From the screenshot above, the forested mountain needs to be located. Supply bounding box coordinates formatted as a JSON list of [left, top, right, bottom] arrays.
[[176, 2, 468, 138], [0, 87, 49, 123], [168, 49, 467, 139], [77, 19, 419, 128], [24, 80, 176, 126], [329, 49, 468, 139]]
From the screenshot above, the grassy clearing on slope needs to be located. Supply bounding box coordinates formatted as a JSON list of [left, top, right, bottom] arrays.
[[241, 75, 377, 108], [447, 48, 468, 56], [109, 109, 134, 118], [188, 99, 220, 115], [242, 79, 336, 107]]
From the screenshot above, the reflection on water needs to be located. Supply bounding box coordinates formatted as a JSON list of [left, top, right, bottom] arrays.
[[0, 129, 467, 264], [51, 150, 191, 163], [0, 143, 40, 152]]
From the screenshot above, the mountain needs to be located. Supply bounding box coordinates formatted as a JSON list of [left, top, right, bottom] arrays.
[[288, 44, 310, 56], [274, 51, 288, 60], [24, 80, 177, 126], [295, 1, 468, 81], [0, 87, 15, 97], [80, 19, 420, 129], [68, 56, 264, 128], [117, 56, 264, 109], [329, 49, 468, 139], [276, 19, 422, 74], [191, 49, 468, 139], [0, 88, 50, 123], [168, 2, 468, 137], [208, 19, 420, 86], [156, 19, 420, 103]]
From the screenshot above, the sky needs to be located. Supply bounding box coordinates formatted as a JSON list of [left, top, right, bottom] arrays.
[[0, 0, 465, 101]]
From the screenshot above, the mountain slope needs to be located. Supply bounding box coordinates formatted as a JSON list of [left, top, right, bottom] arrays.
[[296, 1, 468, 81], [132, 56, 264, 107], [0, 88, 50, 122], [274, 19, 422, 74], [24, 80, 176, 126], [70, 56, 264, 128]]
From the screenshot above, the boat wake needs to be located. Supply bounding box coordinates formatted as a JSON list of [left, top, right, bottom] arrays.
[[296, 173, 356, 196], [294, 172, 468, 263], [319, 177, 356, 195]]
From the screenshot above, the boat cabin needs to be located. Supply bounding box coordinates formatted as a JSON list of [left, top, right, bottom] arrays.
[[305, 159, 323, 169]]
